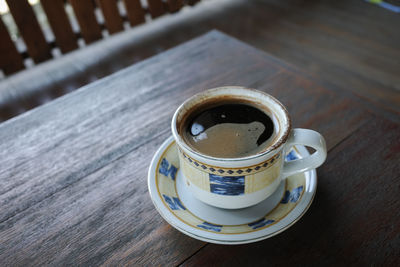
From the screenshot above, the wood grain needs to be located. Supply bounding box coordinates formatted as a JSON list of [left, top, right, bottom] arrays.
[[69, 0, 102, 44], [0, 17, 24, 74], [147, 0, 165, 18], [240, 0, 400, 115], [6, 0, 52, 63], [97, 0, 124, 34], [41, 0, 78, 54], [182, 116, 400, 266], [0, 133, 205, 266], [0, 31, 393, 265], [123, 0, 145, 26]]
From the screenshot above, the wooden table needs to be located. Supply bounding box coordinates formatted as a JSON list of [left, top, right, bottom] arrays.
[[1, 31, 398, 266]]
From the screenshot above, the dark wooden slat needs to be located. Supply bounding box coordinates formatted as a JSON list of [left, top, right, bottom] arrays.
[[187, 0, 200, 6], [6, 0, 52, 63], [167, 0, 183, 12], [41, 0, 78, 54], [69, 0, 102, 44], [0, 31, 375, 265], [0, 17, 24, 74], [123, 0, 145, 26], [182, 116, 400, 266], [97, 0, 124, 34], [147, 0, 165, 18]]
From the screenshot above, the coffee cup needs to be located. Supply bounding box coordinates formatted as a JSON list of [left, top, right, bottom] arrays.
[[171, 86, 326, 209]]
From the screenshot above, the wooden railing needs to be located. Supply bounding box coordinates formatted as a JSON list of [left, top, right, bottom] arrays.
[[0, 0, 200, 76]]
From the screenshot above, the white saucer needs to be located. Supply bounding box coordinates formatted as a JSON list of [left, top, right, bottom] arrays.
[[148, 136, 317, 245]]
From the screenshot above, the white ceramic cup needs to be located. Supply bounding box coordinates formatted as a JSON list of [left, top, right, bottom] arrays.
[[171, 86, 326, 209]]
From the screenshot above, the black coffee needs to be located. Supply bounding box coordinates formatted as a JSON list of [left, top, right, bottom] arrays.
[[182, 100, 275, 158]]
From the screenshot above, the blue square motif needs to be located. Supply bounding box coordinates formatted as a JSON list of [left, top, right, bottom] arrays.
[[209, 174, 245, 196]]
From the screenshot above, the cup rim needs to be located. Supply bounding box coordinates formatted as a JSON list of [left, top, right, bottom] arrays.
[[171, 86, 292, 162]]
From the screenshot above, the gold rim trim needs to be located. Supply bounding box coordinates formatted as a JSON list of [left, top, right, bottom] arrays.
[[179, 148, 282, 175]]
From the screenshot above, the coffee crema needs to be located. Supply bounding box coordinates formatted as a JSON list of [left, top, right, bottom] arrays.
[[181, 100, 275, 158]]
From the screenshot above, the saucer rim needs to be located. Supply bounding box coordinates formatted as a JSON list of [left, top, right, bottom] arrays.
[[168, 185, 316, 245], [148, 136, 317, 244]]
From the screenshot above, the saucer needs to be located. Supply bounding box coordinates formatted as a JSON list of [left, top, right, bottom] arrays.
[[148, 136, 317, 245]]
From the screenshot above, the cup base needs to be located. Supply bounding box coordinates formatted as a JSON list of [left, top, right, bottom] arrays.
[[177, 169, 286, 224], [182, 173, 283, 209]]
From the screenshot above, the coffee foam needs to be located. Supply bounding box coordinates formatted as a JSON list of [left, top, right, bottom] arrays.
[[184, 121, 268, 158]]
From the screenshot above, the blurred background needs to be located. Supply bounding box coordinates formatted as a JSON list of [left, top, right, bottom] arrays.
[[0, 0, 399, 122]]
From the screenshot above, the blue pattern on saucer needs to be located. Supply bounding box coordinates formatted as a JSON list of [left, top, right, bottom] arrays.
[[286, 150, 298, 161], [197, 222, 223, 232], [162, 194, 186, 210], [248, 218, 275, 229], [281, 186, 304, 204], [159, 158, 178, 180]]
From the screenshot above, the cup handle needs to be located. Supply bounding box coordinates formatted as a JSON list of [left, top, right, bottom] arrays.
[[281, 128, 327, 178]]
